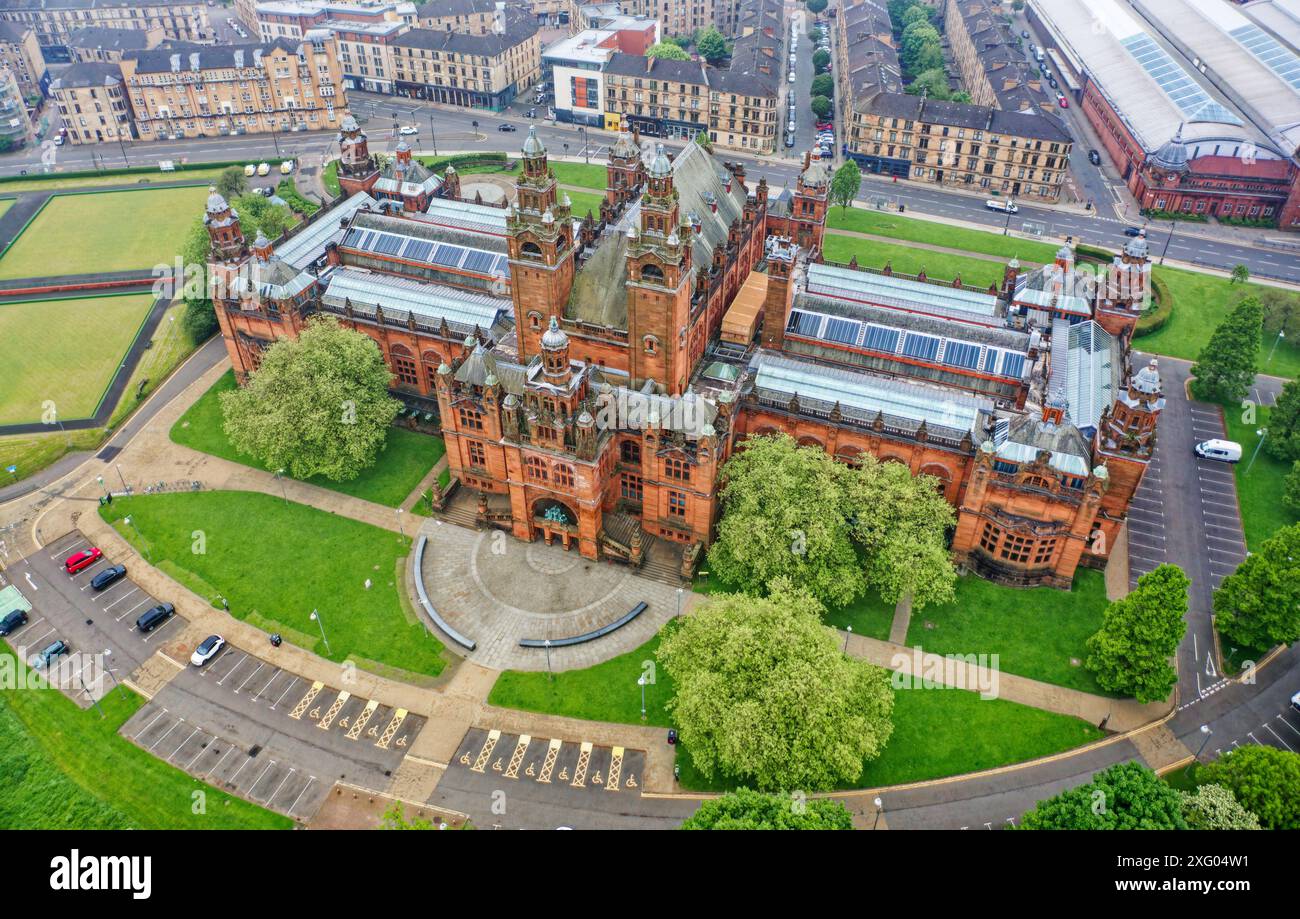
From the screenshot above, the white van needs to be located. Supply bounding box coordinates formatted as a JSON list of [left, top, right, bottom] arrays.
[[985, 198, 1018, 214], [1194, 439, 1242, 463]]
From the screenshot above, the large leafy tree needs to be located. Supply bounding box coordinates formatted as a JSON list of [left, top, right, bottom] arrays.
[[810, 95, 832, 119], [1190, 295, 1262, 403], [708, 434, 955, 609], [220, 316, 401, 481], [905, 68, 951, 100], [1196, 745, 1300, 829], [215, 166, 249, 202], [812, 49, 830, 73], [659, 578, 895, 791], [1179, 784, 1260, 830], [1213, 521, 1300, 650], [829, 160, 862, 214], [806, 0, 828, 14], [694, 27, 728, 63], [1264, 378, 1300, 461], [1084, 564, 1188, 703], [811, 73, 834, 99], [647, 41, 690, 61], [1019, 762, 1188, 829], [900, 21, 942, 77], [681, 788, 853, 829]]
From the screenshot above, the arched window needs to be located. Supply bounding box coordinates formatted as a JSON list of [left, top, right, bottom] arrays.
[[525, 456, 548, 482], [390, 343, 417, 386], [553, 464, 574, 487], [643, 334, 659, 355], [521, 241, 543, 258], [641, 263, 664, 282], [621, 440, 641, 465]]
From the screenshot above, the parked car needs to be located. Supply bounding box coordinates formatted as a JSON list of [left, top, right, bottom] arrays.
[[64, 548, 102, 574], [257, 162, 270, 176], [525, 108, 537, 118], [136, 602, 176, 633], [0, 609, 28, 636], [1291, 689, 1300, 715], [190, 635, 227, 667], [398, 124, 418, 135], [280, 160, 294, 174], [1088, 149, 1102, 166], [1194, 439, 1242, 463], [244, 163, 256, 177], [90, 564, 127, 591], [31, 639, 69, 670], [497, 123, 517, 132], [1022, 30, 1030, 39], [816, 121, 834, 131], [784, 132, 795, 148], [788, 71, 796, 82], [1057, 96, 1069, 108], [53, 134, 64, 146], [984, 199, 1018, 214]]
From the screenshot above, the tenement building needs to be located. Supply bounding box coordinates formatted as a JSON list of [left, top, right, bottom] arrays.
[[207, 121, 1158, 589], [391, 22, 541, 110], [0, 0, 211, 58]]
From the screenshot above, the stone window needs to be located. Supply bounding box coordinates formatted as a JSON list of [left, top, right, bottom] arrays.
[[621, 473, 643, 501], [525, 456, 548, 482], [668, 490, 687, 518], [457, 407, 484, 431], [621, 440, 641, 465], [467, 441, 486, 468], [664, 456, 690, 482], [390, 345, 418, 386], [553, 464, 574, 487]]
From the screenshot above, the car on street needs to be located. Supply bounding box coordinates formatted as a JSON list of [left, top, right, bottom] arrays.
[[280, 160, 294, 174], [984, 199, 1018, 214], [136, 602, 176, 633], [90, 564, 127, 591], [788, 71, 796, 82], [31, 639, 69, 670], [64, 548, 102, 574], [53, 134, 64, 146], [1058, 96, 1069, 108], [1291, 689, 1300, 715], [190, 635, 227, 667], [784, 132, 795, 148], [398, 125, 418, 135], [257, 162, 270, 176], [497, 123, 517, 132], [1194, 439, 1242, 463], [1022, 30, 1030, 38], [244, 163, 256, 177], [1088, 149, 1102, 166], [1124, 225, 1144, 237], [0, 610, 28, 636]]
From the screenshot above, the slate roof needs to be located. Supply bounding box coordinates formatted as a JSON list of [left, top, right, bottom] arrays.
[[392, 23, 538, 57], [50, 61, 122, 90], [66, 25, 157, 52], [126, 39, 301, 73]]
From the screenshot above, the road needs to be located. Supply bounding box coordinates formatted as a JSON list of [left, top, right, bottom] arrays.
[[6, 89, 1299, 284]]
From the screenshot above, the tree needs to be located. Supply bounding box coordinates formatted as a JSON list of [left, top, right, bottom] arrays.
[[647, 41, 690, 61], [216, 166, 249, 202], [905, 67, 951, 100], [668, 35, 692, 50], [1230, 263, 1250, 285], [1196, 745, 1300, 829], [181, 297, 219, 344], [659, 578, 895, 791], [806, 0, 828, 13], [810, 94, 832, 119], [1264, 379, 1300, 461], [1019, 762, 1188, 829], [1179, 784, 1261, 830], [813, 49, 831, 73], [1213, 522, 1300, 650], [951, 90, 973, 104], [220, 316, 402, 481], [1259, 287, 1300, 340], [380, 803, 435, 830], [695, 26, 728, 63], [1189, 295, 1262, 403], [1285, 460, 1300, 512], [901, 5, 930, 27], [1084, 564, 1188, 703], [233, 192, 292, 242], [829, 160, 862, 214], [811, 73, 834, 99], [901, 21, 943, 77], [681, 788, 853, 829]]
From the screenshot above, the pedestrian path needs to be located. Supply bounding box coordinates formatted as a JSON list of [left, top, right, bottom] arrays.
[[400, 455, 448, 513]]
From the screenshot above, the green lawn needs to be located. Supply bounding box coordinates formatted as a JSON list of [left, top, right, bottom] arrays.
[[903, 569, 1112, 695], [565, 189, 606, 221], [322, 160, 341, 197], [1221, 403, 1298, 552], [823, 232, 1006, 290], [548, 161, 607, 189], [692, 570, 896, 640], [0, 428, 105, 484], [0, 198, 12, 218], [100, 491, 447, 676], [109, 300, 200, 428], [0, 169, 227, 194], [0, 651, 291, 829], [490, 624, 1102, 790], [828, 205, 1058, 264], [0, 293, 155, 425], [170, 370, 445, 507], [0, 185, 210, 279]]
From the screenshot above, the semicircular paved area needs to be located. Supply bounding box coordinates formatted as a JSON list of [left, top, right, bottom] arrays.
[[413, 517, 684, 672]]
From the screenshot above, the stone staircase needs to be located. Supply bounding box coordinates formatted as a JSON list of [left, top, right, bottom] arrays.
[[639, 534, 688, 588]]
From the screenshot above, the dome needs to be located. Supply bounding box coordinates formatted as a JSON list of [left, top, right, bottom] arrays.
[[522, 125, 546, 157], [463, 334, 478, 349], [253, 231, 271, 251], [1149, 127, 1189, 173], [1132, 359, 1161, 394], [542, 209, 555, 225], [666, 230, 680, 247], [340, 114, 360, 133], [445, 164, 456, 175], [1124, 232, 1149, 259], [540, 315, 568, 350], [1056, 243, 1074, 261], [612, 131, 639, 159], [561, 192, 572, 208], [437, 361, 452, 375], [484, 372, 499, 387], [205, 186, 228, 213], [395, 139, 410, 154], [577, 410, 594, 426], [801, 158, 830, 188], [649, 143, 672, 178], [1007, 256, 1020, 269]]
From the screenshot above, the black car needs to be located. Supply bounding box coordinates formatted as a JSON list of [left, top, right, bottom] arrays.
[[136, 602, 176, 633], [497, 123, 517, 132], [90, 564, 127, 591], [1021, 30, 1030, 39], [32, 639, 69, 670], [0, 609, 28, 636], [1088, 149, 1102, 166], [1124, 225, 1144, 237]]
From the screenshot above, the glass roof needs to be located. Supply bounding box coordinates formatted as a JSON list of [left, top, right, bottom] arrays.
[[1229, 24, 1300, 92], [1120, 32, 1243, 125]]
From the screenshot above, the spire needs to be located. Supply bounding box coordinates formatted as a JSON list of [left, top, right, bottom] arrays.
[[522, 125, 546, 158]]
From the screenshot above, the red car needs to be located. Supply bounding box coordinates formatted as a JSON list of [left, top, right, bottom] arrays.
[[64, 547, 102, 574], [816, 122, 834, 131]]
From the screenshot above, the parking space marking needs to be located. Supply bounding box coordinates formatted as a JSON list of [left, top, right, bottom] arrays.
[[266, 768, 296, 806], [1263, 724, 1294, 752], [251, 668, 285, 703], [216, 652, 249, 685], [469, 728, 500, 772], [316, 690, 350, 730], [148, 718, 183, 752], [287, 777, 316, 817], [101, 587, 141, 610], [133, 708, 169, 740], [288, 681, 323, 720], [503, 734, 530, 779], [247, 760, 277, 798], [142, 615, 182, 643], [571, 741, 592, 788], [234, 662, 265, 694], [606, 746, 624, 793], [115, 599, 153, 623], [169, 728, 199, 761], [345, 699, 379, 740], [205, 746, 235, 779], [227, 752, 256, 785], [375, 708, 408, 749], [270, 675, 301, 710]]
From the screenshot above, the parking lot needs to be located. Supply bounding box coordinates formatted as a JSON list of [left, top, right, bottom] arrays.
[[1185, 405, 1248, 593], [1125, 444, 1168, 588]]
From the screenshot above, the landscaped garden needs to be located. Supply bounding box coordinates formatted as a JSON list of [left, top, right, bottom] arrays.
[[0, 652, 291, 829], [100, 491, 448, 677], [0, 185, 210, 279], [171, 369, 445, 508], [0, 293, 156, 425]]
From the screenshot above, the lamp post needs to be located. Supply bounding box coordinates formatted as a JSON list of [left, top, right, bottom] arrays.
[[1245, 428, 1268, 475], [116, 463, 128, 493], [96, 475, 107, 497], [676, 587, 683, 618], [1186, 724, 1212, 775], [543, 638, 552, 681], [428, 110, 438, 156], [310, 608, 331, 655], [1267, 329, 1286, 364], [274, 468, 289, 504], [395, 507, 405, 540], [1002, 199, 1016, 235], [872, 796, 883, 829], [638, 672, 648, 721], [580, 126, 589, 164], [843, 624, 852, 651], [1158, 218, 1177, 265], [123, 515, 150, 561]]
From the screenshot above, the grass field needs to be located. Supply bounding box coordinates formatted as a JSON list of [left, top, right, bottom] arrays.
[[489, 624, 1102, 790], [546, 161, 607, 189], [1220, 404, 1298, 552], [0, 198, 12, 218], [823, 232, 1006, 290], [565, 189, 606, 220], [693, 570, 897, 640], [100, 491, 448, 676], [903, 569, 1112, 695], [0, 169, 227, 194], [828, 205, 1059, 264], [0, 651, 291, 829], [108, 301, 201, 428], [0, 428, 104, 483], [0, 293, 155, 425], [170, 370, 445, 507], [0, 185, 210, 279]]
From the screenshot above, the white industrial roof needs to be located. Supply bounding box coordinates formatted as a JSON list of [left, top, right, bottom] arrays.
[[804, 262, 1002, 326], [274, 190, 376, 269], [321, 266, 509, 332]]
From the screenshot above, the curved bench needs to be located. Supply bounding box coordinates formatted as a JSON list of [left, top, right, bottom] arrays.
[[413, 535, 477, 651], [519, 601, 648, 649]]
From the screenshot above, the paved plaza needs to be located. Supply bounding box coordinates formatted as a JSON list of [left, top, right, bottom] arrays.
[[414, 517, 688, 672]]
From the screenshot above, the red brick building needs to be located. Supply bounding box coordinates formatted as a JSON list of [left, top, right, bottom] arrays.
[[208, 121, 1161, 588]]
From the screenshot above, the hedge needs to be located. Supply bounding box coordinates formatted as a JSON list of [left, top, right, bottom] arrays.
[[413, 152, 509, 173], [1140, 208, 1208, 223], [1135, 271, 1172, 336], [1074, 242, 1116, 263]]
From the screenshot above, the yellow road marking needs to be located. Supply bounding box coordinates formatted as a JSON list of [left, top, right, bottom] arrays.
[[288, 681, 323, 720]]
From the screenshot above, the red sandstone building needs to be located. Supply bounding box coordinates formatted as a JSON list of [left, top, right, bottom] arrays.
[[208, 117, 1162, 588]]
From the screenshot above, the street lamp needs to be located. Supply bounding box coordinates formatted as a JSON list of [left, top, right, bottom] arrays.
[[1267, 329, 1286, 364], [872, 796, 884, 829], [1158, 218, 1178, 265], [274, 468, 289, 504], [1186, 724, 1212, 775], [580, 126, 589, 164], [1002, 199, 1016, 235], [395, 507, 405, 540], [676, 587, 683, 618], [638, 672, 648, 721], [123, 515, 150, 561], [544, 638, 552, 681], [96, 475, 107, 497], [843, 624, 852, 651], [116, 463, 128, 493], [1245, 428, 1268, 475], [310, 608, 331, 655], [428, 110, 438, 156]]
